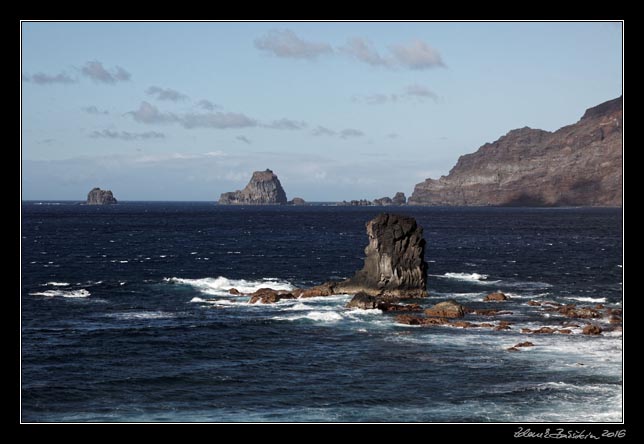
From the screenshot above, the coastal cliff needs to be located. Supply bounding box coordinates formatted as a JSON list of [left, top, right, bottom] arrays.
[[218, 169, 288, 205], [409, 96, 622, 207]]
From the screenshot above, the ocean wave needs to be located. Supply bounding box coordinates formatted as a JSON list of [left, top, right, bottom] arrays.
[[166, 276, 294, 295], [565, 296, 607, 303], [443, 272, 489, 281], [273, 311, 344, 322], [30, 289, 90, 298], [106, 311, 175, 320], [44, 282, 70, 287]]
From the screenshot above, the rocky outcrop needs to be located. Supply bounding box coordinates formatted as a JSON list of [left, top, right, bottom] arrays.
[[335, 213, 428, 298], [218, 169, 287, 205], [392, 192, 407, 205], [373, 196, 393, 206], [424, 300, 465, 318], [248, 288, 295, 304], [372, 192, 407, 206], [86, 187, 117, 205], [409, 96, 622, 207], [338, 199, 373, 206], [288, 197, 306, 205]]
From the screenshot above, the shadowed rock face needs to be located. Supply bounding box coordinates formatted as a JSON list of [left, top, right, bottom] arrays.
[[86, 188, 117, 205], [409, 96, 622, 207], [218, 169, 287, 205], [337, 213, 427, 298]]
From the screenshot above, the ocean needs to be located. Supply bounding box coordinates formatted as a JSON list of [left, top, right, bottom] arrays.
[[21, 202, 623, 422]]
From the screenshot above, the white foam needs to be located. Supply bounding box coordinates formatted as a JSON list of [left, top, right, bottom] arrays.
[[30, 289, 90, 298], [45, 282, 69, 287], [274, 311, 343, 322], [106, 311, 175, 320], [167, 276, 294, 295], [566, 296, 607, 303], [443, 272, 489, 281]]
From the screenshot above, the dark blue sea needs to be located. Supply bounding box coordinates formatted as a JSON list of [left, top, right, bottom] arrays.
[[21, 203, 623, 422]]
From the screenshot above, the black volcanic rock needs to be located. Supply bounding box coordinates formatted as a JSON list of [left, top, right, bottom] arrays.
[[218, 169, 287, 205], [86, 187, 117, 205], [408, 96, 622, 207], [336, 213, 427, 298]]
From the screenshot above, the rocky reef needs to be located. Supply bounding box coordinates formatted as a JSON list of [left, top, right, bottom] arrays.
[[86, 187, 117, 205], [340, 192, 407, 207], [409, 96, 622, 207], [218, 169, 287, 205]]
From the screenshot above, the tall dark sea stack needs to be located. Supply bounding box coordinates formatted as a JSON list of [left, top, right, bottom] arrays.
[[86, 187, 117, 205], [408, 96, 622, 207], [337, 213, 427, 299], [218, 169, 288, 205]]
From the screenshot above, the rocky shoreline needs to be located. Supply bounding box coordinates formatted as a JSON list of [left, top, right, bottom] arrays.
[[216, 213, 623, 343]]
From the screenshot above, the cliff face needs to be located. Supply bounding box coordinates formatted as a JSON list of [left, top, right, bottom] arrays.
[[87, 187, 117, 205], [218, 169, 287, 205], [409, 96, 622, 207]]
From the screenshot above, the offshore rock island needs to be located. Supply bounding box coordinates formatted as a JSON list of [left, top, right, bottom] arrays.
[[218, 169, 288, 205], [409, 96, 622, 207], [86, 187, 117, 205]]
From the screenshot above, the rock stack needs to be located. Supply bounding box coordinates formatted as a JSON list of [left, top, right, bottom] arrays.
[[86, 187, 117, 205], [337, 213, 427, 299], [218, 169, 288, 205]]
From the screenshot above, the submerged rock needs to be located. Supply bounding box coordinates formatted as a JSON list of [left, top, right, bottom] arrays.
[[582, 324, 602, 335], [483, 292, 509, 301], [345, 292, 379, 309], [336, 213, 427, 298], [377, 302, 422, 312], [218, 169, 287, 205], [86, 187, 117, 205]]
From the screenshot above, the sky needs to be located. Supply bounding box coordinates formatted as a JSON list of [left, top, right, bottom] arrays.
[[21, 21, 623, 201]]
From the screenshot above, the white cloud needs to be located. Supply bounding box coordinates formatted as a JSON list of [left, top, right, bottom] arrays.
[[255, 29, 333, 60], [89, 129, 165, 141], [82, 105, 109, 115], [197, 99, 220, 111], [340, 128, 364, 139], [128, 101, 178, 124], [81, 61, 131, 83], [23, 72, 76, 85], [181, 112, 257, 129], [353, 84, 438, 105], [390, 40, 445, 70], [146, 86, 188, 102], [264, 118, 307, 130], [311, 126, 336, 137], [405, 83, 438, 100], [340, 38, 391, 67]]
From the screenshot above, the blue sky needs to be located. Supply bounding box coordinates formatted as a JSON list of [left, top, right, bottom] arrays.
[[22, 21, 622, 201]]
